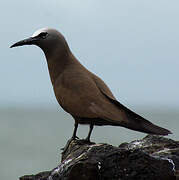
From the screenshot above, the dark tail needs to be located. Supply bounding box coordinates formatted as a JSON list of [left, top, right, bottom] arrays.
[[102, 91, 172, 135], [123, 113, 172, 135], [117, 103, 171, 135]]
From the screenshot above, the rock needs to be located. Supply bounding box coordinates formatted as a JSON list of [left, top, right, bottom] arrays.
[[19, 135, 179, 180]]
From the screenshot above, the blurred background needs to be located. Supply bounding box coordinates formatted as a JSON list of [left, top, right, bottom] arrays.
[[1, 0, 179, 179]]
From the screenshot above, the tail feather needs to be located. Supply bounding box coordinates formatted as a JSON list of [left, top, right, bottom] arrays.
[[123, 115, 172, 135], [101, 91, 172, 135]]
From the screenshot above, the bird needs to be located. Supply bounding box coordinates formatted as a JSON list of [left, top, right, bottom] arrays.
[[10, 28, 172, 142]]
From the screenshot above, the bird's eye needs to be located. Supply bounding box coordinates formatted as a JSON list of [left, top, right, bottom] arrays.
[[38, 32, 48, 39]]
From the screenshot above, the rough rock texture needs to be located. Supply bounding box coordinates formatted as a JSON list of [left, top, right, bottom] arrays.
[[19, 135, 179, 180]]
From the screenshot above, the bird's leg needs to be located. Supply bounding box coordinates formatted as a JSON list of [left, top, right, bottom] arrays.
[[85, 124, 94, 142], [71, 122, 79, 139], [61, 122, 79, 152]]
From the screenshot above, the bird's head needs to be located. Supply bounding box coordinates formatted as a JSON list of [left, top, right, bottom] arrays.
[[10, 28, 69, 57]]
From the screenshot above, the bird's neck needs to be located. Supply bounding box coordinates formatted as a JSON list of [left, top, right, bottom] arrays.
[[44, 49, 74, 86]]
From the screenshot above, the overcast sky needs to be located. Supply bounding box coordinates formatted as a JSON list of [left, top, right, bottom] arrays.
[[1, 0, 179, 109]]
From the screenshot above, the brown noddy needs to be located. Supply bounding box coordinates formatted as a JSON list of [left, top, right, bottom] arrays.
[[10, 28, 172, 141]]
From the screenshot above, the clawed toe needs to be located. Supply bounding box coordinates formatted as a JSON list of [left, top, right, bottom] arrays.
[[74, 136, 79, 139], [61, 136, 79, 152], [84, 137, 90, 142]]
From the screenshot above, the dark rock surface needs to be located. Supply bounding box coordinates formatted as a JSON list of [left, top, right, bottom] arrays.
[[19, 135, 179, 180]]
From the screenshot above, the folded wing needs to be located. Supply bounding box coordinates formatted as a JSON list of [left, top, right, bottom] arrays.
[[90, 74, 172, 135]]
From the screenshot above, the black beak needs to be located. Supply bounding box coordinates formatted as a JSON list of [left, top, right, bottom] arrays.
[[10, 37, 38, 48]]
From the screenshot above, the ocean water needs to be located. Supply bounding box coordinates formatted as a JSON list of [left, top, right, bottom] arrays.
[[1, 106, 178, 180]]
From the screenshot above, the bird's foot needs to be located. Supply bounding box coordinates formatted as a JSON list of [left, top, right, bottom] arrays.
[[74, 135, 79, 139], [84, 137, 90, 142], [78, 138, 95, 145], [61, 136, 79, 153]]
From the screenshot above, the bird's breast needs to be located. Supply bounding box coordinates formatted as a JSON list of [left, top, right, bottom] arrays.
[[52, 71, 101, 117]]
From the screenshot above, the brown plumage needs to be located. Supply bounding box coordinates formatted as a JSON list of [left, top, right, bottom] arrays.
[[10, 28, 172, 141]]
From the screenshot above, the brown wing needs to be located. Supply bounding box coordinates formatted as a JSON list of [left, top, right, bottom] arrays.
[[54, 63, 171, 135], [54, 65, 129, 123], [92, 73, 172, 135]]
